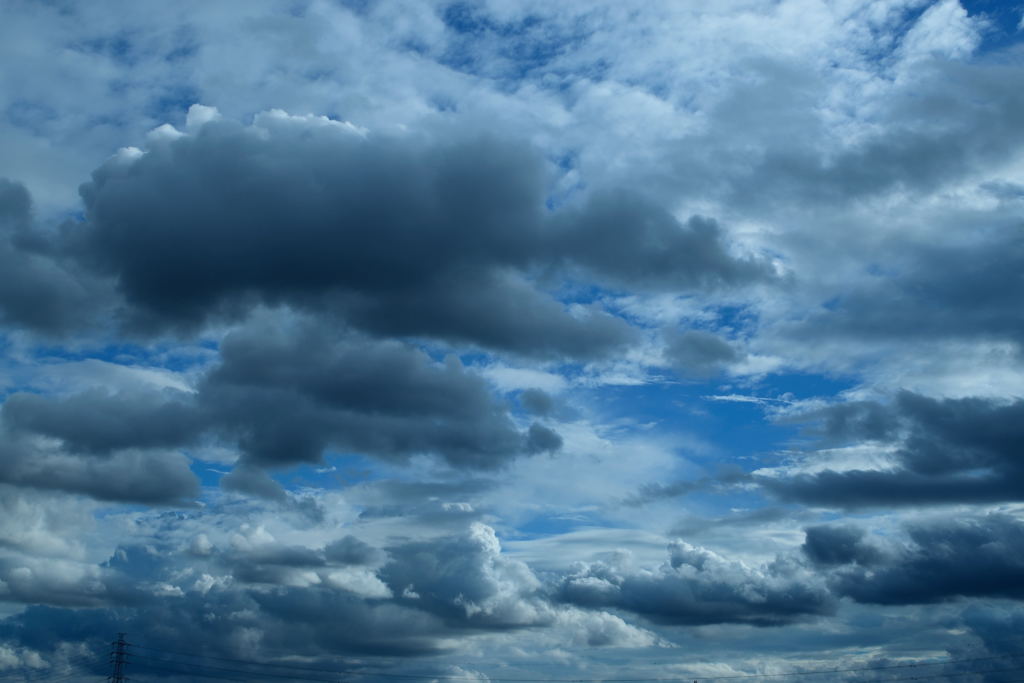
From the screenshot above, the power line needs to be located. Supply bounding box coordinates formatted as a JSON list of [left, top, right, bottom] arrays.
[[128, 644, 360, 677], [869, 664, 1024, 682], [127, 653, 341, 682], [124, 660, 249, 682], [123, 644, 1024, 683]]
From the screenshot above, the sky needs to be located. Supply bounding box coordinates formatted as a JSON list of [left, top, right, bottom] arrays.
[[1, 0, 1024, 681]]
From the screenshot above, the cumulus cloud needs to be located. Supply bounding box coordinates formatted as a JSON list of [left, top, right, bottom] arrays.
[[0, 435, 198, 506], [801, 525, 881, 567], [46, 108, 766, 358], [200, 316, 561, 469], [559, 541, 834, 626], [3, 0, 1024, 677], [763, 391, 1024, 507], [381, 523, 552, 629], [2, 387, 203, 455], [0, 180, 99, 335], [826, 515, 1024, 605]]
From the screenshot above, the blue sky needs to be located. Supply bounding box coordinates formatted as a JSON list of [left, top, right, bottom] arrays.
[[1, 1, 1024, 681]]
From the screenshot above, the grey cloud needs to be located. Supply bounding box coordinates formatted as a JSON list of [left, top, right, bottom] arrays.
[[380, 523, 551, 629], [0, 436, 198, 506], [801, 525, 881, 567], [763, 392, 1024, 508], [250, 587, 453, 657], [791, 233, 1024, 349], [623, 478, 708, 507], [0, 387, 201, 505], [559, 541, 834, 627], [343, 270, 636, 360], [348, 477, 496, 523], [552, 194, 774, 291], [201, 319, 560, 469], [0, 315, 556, 497], [220, 464, 288, 502], [325, 536, 383, 566], [664, 329, 741, 378], [0, 520, 647, 664], [0, 543, 163, 609], [0, 180, 99, 335], [2, 388, 203, 455], [53, 113, 765, 358], [225, 538, 385, 585], [830, 515, 1024, 605], [525, 422, 563, 453], [686, 58, 1024, 217], [64, 118, 629, 359], [669, 507, 805, 537], [795, 400, 900, 444], [519, 388, 554, 416], [625, 468, 750, 507], [228, 544, 327, 586]]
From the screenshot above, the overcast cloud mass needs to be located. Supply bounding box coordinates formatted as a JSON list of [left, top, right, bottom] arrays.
[[2, 1, 1024, 681]]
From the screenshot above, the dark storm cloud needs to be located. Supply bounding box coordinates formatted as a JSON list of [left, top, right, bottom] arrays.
[[801, 525, 881, 567], [558, 541, 833, 626], [0, 313, 556, 499], [763, 391, 1024, 508], [0, 387, 200, 505], [0, 436, 198, 505], [0, 180, 98, 335], [200, 319, 560, 469], [2, 388, 203, 455], [47, 113, 769, 357], [829, 515, 1024, 605]]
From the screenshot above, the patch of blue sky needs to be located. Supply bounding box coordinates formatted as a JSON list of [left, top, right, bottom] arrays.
[[851, 0, 933, 67], [437, 3, 589, 85], [551, 281, 625, 308], [146, 84, 203, 126], [962, 0, 1024, 53], [706, 303, 758, 332], [751, 368, 857, 402], [583, 371, 852, 470], [191, 460, 230, 490], [513, 511, 612, 539], [27, 338, 218, 375], [678, 483, 776, 520]]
